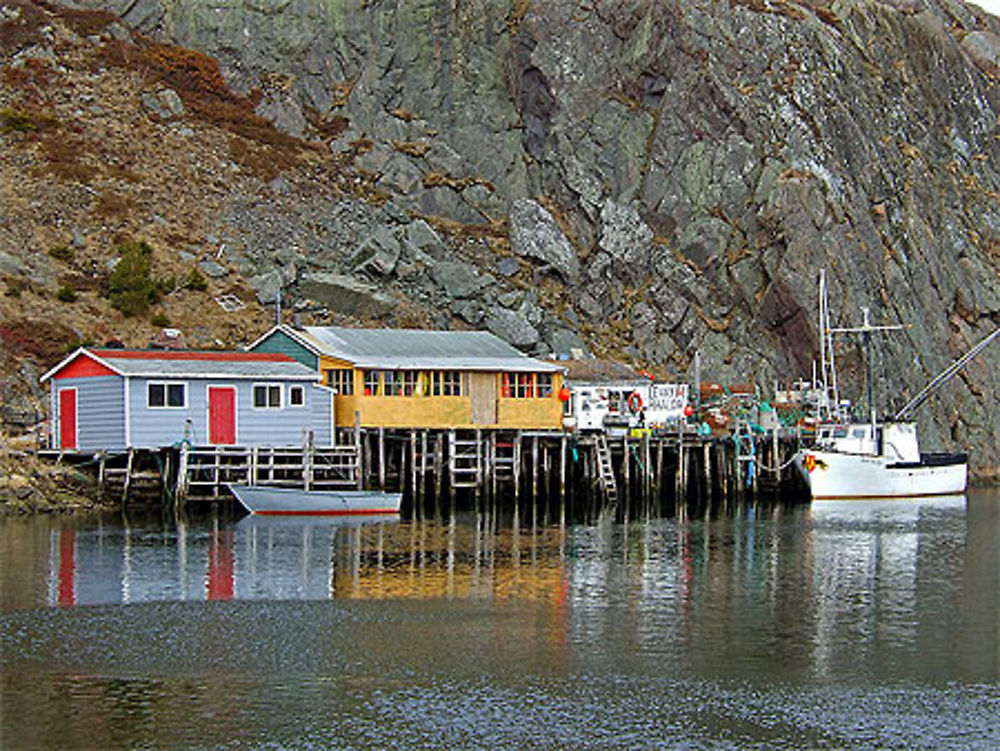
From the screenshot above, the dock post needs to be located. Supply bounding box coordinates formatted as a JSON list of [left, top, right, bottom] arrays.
[[513, 431, 522, 501], [421, 430, 428, 493], [122, 449, 134, 503], [355, 412, 363, 490], [531, 435, 539, 498], [475, 428, 483, 490], [772, 428, 781, 482], [97, 451, 107, 499], [176, 445, 189, 503], [489, 432, 497, 499], [448, 430, 456, 499], [621, 435, 630, 503], [434, 432, 444, 500], [703, 441, 712, 507], [304, 433, 314, 491], [410, 430, 418, 500], [655, 439, 664, 505], [377, 427, 386, 489], [643, 433, 652, 501], [542, 437, 551, 500], [676, 437, 686, 507], [559, 434, 567, 503]]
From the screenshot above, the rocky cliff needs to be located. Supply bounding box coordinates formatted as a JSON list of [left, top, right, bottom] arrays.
[[4, 0, 1000, 475]]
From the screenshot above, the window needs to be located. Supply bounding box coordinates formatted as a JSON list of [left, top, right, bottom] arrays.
[[536, 373, 553, 398], [147, 381, 186, 408], [503, 372, 536, 398], [288, 385, 305, 407], [383, 371, 402, 396], [430, 371, 442, 396], [442, 371, 461, 396], [402, 371, 418, 396], [253, 383, 283, 409], [363, 371, 380, 396], [326, 369, 354, 395]]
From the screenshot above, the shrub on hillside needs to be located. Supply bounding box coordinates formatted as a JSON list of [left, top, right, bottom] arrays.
[[55, 285, 77, 302], [109, 240, 158, 317]]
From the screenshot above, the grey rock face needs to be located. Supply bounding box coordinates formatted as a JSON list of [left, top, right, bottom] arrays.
[[485, 306, 540, 349], [198, 259, 228, 278], [297, 272, 396, 317], [430, 261, 493, 299], [509, 199, 580, 281]]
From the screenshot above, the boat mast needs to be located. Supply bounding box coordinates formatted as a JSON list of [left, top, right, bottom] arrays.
[[818, 270, 843, 421]]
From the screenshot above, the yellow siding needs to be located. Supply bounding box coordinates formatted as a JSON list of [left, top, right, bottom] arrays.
[[497, 398, 565, 429], [335, 395, 472, 429]]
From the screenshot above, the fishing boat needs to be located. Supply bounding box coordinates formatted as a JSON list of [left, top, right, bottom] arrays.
[[793, 271, 990, 501], [795, 420, 967, 500], [227, 484, 402, 516]]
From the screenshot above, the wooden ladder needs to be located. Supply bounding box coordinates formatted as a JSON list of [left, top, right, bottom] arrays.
[[595, 434, 618, 503], [449, 430, 483, 488], [491, 432, 519, 483]]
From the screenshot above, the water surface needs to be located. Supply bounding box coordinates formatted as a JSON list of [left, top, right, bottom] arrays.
[[2, 491, 999, 749]]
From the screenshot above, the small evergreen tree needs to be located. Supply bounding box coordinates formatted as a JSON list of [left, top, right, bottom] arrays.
[[109, 240, 158, 317]]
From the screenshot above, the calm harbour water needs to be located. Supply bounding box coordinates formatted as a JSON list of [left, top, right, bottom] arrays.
[[1, 490, 999, 749]]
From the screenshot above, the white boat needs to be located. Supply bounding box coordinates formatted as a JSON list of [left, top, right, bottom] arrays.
[[792, 271, 981, 501], [227, 484, 402, 516], [795, 421, 967, 500]]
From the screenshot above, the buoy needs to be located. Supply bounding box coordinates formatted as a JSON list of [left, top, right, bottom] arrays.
[[683, 404, 694, 417], [558, 387, 571, 402], [628, 391, 642, 413]]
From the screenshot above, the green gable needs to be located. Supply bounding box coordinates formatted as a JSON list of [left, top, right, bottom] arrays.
[[251, 329, 318, 370]]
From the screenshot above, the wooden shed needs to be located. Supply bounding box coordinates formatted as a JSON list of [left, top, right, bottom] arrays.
[[249, 325, 565, 430], [40, 348, 334, 451]]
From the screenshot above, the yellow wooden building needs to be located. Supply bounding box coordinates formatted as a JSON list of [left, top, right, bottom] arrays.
[[250, 325, 566, 430]]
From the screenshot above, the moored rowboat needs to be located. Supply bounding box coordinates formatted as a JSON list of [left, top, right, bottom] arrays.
[[227, 484, 402, 516]]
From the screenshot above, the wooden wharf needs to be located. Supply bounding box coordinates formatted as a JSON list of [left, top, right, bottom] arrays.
[[41, 425, 808, 514]]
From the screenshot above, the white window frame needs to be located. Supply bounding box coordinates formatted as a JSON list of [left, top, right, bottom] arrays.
[[288, 384, 306, 408], [147, 381, 188, 409], [252, 382, 284, 410]]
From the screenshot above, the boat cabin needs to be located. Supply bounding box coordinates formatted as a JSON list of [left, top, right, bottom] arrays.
[[815, 421, 921, 462], [249, 325, 565, 430], [41, 348, 334, 451]]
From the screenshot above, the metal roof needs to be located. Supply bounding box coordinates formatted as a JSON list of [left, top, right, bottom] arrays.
[[42, 348, 319, 381], [284, 326, 563, 373]]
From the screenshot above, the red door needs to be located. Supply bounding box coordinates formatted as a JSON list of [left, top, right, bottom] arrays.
[[208, 387, 236, 445], [58, 389, 76, 449]]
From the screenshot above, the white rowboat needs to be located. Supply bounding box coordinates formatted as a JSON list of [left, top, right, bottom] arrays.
[[227, 484, 402, 516]]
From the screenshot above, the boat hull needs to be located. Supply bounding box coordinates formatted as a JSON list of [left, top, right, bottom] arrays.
[[794, 451, 968, 500], [227, 485, 402, 516]]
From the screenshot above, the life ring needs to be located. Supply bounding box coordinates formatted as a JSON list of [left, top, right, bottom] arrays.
[[628, 392, 642, 413]]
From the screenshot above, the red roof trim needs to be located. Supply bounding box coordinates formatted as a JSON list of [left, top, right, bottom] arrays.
[[54, 352, 118, 379], [90, 349, 295, 363]]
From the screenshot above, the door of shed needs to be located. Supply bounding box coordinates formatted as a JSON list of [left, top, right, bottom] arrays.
[[58, 388, 77, 450], [208, 386, 236, 445]]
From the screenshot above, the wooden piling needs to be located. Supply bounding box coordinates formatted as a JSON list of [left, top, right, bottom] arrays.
[[121, 449, 134, 503], [531, 435, 539, 498]]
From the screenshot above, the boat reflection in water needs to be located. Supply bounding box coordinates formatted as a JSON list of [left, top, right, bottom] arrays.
[[806, 494, 968, 679]]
